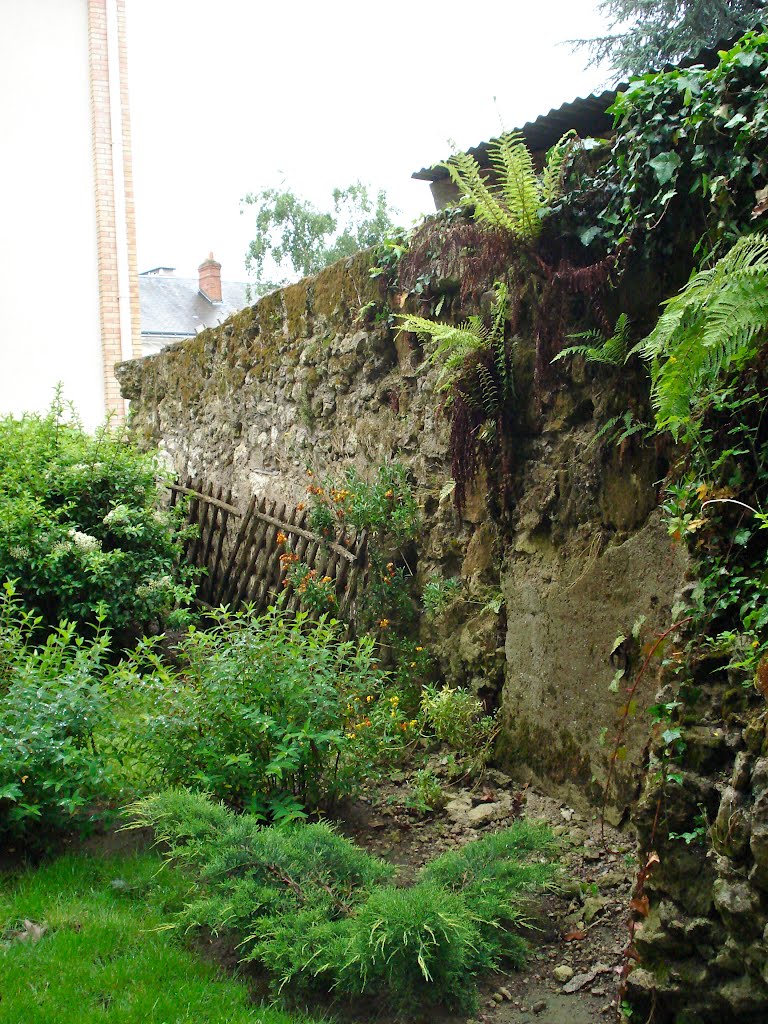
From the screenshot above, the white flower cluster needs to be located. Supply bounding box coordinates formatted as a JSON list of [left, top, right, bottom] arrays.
[[9, 545, 30, 560], [103, 504, 131, 527], [68, 529, 101, 553], [136, 575, 173, 599]]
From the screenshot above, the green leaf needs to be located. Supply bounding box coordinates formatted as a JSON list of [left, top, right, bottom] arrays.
[[579, 226, 601, 246], [648, 151, 682, 185], [662, 728, 682, 745]]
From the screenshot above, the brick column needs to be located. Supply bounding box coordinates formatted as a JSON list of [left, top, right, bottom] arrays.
[[87, 0, 140, 423]]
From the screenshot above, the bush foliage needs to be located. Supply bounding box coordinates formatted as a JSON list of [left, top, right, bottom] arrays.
[[0, 583, 119, 839], [117, 607, 413, 821], [0, 396, 194, 632]]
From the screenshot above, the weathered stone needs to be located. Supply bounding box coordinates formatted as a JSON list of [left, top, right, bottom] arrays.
[[731, 750, 753, 791], [463, 803, 499, 828], [718, 974, 768, 1014], [713, 785, 751, 861], [582, 894, 610, 923], [499, 509, 687, 815], [553, 965, 574, 983], [713, 877, 764, 939]]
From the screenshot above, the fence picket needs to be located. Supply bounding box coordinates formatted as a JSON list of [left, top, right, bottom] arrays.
[[171, 481, 367, 628]]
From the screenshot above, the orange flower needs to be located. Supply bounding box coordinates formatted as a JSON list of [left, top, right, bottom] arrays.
[[297, 502, 305, 511], [378, 618, 389, 629], [276, 531, 288, 545]]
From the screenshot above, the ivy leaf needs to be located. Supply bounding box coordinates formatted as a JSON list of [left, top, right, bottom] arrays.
[[662, 728, 682, 745], [649, 151, 682, 185], [579, 226, 601, 247], [724, 112, 747, 130]]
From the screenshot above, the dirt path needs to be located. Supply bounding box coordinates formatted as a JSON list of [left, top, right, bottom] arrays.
[[338, 770, 633, 1024]]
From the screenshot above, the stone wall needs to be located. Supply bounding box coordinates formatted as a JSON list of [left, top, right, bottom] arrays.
[[626, 686, 768, 1022], [117, 247, 686, 820]]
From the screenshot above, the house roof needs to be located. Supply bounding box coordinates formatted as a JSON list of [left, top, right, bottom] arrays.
[[412, 38, 736, 183], [139, 275, 249, 338]]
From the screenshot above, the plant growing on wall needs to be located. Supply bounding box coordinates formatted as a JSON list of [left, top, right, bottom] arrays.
[[442, 131, 579, 242], [559, 32, 768, 263], [633, 232, 768, 437], [396, 283, 517, 512]]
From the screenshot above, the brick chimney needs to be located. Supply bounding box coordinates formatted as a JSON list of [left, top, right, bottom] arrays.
[[198, 252, 222, 303]]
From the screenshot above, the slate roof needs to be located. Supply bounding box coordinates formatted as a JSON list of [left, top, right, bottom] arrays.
[[413, 38, 736, 183], [139, 275, 249, 340]]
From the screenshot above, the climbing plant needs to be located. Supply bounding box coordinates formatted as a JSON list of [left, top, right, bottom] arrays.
[[560, 32, 768, 264]]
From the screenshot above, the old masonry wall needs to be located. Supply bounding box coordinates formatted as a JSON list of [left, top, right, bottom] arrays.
[[117, 247, 686, 818]]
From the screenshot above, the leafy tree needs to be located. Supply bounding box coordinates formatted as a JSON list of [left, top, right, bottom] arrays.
[[574, 0, 766, 77], [242, 182, 398, 294]]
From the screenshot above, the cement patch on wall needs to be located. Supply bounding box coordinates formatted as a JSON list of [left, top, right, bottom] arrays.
[[499, 512, 688, 815]]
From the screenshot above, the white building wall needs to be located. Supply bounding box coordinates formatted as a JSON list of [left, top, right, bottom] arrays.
[[0, 0, 105, 428]]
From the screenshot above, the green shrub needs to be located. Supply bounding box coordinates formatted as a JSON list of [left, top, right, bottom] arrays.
[[0, 582, 120, 839], [420, 821, 557, 963], [421, 576, 462, 618], [118, 607, 411, 819], [129, 790, 557, 1015], [420, 684, 498, 769], [337, 884, 485, 1013], [129, 789, 393, 989], [307, 463, 419, 544], [0, 395, 195, 632]]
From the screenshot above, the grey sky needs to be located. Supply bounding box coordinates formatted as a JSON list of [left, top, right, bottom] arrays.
[[126, 1, 611, 281]]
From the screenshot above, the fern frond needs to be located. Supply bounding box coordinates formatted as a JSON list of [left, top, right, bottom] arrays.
[[442, 132, 579, 242], [553, 314, 632, 365], [442, 152, 514, 233], [476, 361, 500, 415], [634, 233, 768, 437], [397, 315, 491, 393], [540, 131, 579, 204], [488, 133, 542, 240]]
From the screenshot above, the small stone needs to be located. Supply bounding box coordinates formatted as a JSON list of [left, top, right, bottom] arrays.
[[464, 802, 499, 827], [582, 894, 610, 923], [532, 999, 547, 1014], [554, 965, 575, 983], [492, 992, 504, 1004], [498, 986, 512, 1000]]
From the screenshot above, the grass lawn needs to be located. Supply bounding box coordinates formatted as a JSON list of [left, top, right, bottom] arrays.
[[0, 850, 315, 1024]]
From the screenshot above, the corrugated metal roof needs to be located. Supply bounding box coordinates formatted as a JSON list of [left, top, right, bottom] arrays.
[[413, 89, 618, 182], [413, 37, 738, 182]]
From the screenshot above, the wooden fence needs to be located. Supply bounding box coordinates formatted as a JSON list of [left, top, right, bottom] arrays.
[[169, 478, 369, 625]]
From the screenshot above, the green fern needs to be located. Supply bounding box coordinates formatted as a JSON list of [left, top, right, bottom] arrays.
[[476, 361, 500, 415], [442, 131, 578, 242], [633, 233, 768, 438], [553, 313, 632, 366], [397, 281, 508, 396], [399, 315, 491, 393]]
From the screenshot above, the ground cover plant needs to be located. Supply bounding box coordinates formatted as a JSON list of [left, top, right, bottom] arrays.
[[129, 789, 558, 1016], [0, 393, 194, 634], [115, 606, 414, 822], [0, 849, 316, 1024]]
